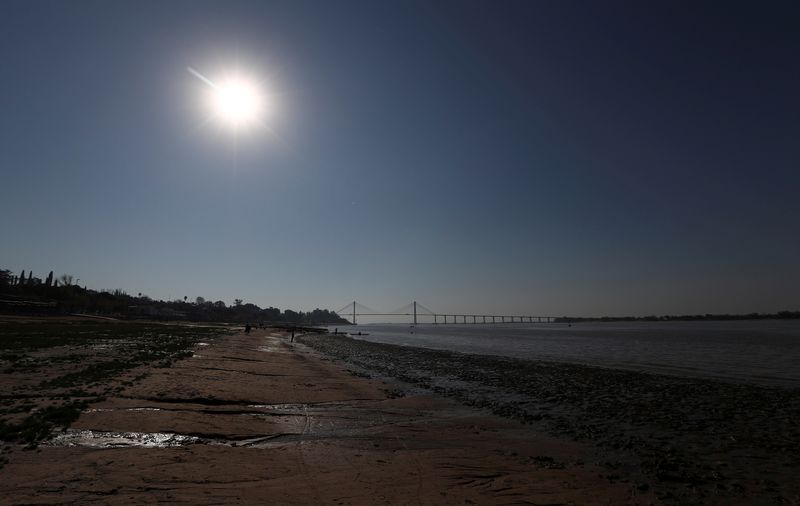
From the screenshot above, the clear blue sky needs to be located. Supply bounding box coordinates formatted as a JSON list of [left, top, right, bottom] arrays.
[[1, 0, 798, 317]]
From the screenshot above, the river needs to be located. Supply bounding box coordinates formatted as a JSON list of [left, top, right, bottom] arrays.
[[327, 320, 800, 387]]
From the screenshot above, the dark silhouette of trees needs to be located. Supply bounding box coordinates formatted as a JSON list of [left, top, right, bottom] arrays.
[[0, 265, 349, 324]]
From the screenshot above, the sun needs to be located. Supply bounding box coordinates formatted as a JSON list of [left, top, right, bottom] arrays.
[[211, 77, 263, 127], [189, 67, 268, 130]]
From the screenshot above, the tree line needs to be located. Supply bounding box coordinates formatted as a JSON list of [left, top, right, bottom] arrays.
[[0, 268, 349, 325]]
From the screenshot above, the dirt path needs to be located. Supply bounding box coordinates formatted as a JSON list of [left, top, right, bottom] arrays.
[[3, 330, 656, 504]]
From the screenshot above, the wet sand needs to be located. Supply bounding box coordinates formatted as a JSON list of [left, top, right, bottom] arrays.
[[1, 329, 654, 504], [298, 334, 800, 505]]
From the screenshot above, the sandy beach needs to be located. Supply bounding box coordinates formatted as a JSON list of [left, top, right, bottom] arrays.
[[1, 327, 654, 505], [298, 334, 800, 505]]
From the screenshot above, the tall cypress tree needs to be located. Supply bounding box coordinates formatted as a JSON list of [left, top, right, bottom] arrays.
[[45, 271, 53, 287], [19, 270, 25, 286]]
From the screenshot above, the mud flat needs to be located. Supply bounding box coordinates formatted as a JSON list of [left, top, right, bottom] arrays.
[[298, 333, 800, 506], [0, 317, 229, 451], [1, 323, 654, 504]]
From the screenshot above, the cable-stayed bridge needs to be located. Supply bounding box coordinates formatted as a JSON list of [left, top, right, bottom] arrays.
[[334, 301, 556, 325]]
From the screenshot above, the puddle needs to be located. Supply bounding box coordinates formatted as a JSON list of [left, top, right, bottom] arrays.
[[46, 429, 299, 449], [49, 430, 199, 448], [197, 342, 210, 346], [248, 403, 311, 412], [85, 407, 162, 413], [256, 346, 292, 354]]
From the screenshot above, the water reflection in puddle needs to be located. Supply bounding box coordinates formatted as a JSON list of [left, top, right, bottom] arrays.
[[256, 346, 292, 354], [50, 430, 198, 448], [85, 407, 162, 413], [47, 429, 296, 448], [248, 403, 309, 412]]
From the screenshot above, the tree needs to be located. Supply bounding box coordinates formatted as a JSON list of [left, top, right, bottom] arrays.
[[234, 298, 243, 307], [283, 309, 300, 322], [183, 296, 188, 303], [59, 274, 74, 286], [0, 270, 11, 286], [45, 271, 53, 287], [195, 296, 205, 305], [19, 270, 25, 286], [27, 271, 33, 284]]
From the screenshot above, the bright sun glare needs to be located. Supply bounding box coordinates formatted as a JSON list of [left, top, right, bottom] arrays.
[[189, 67, 267, 130], [211, 78, 263, 127]]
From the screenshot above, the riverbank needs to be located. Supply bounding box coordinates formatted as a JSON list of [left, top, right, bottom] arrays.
[[298, 333, 800, 505], [1, 324, 652, 504]]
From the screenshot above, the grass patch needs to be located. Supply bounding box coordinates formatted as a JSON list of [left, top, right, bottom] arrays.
[[0, 321, 231, 447], [0, 401, 88, 446]]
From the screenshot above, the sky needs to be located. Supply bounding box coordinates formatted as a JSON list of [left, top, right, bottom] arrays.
[[1, 0, 798, 318]]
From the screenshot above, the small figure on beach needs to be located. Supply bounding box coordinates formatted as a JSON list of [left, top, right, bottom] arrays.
[[291, 327, 295, 342], [334, 328, 338, 335], [245, 323, 251, 334]]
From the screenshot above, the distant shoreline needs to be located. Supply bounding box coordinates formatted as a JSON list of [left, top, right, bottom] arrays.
[[554, 311, 800, 323]]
